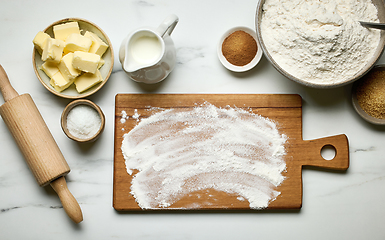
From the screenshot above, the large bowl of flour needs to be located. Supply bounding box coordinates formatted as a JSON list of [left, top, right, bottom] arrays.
[[256, 0, 385, 88]]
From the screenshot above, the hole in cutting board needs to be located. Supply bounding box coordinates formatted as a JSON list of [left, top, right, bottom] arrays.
[[321, 145, 336, 160]]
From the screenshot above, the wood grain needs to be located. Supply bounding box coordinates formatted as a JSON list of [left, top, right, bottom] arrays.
[[0, 94, 70, 186], [0, 64, 82, 223], [113, 94, 349, 211]]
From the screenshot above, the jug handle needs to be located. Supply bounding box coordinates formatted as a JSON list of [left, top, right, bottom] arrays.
[[157, 14, 179, 38]]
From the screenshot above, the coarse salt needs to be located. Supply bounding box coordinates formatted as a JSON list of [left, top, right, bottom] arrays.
[[67, 104, 101, 139]]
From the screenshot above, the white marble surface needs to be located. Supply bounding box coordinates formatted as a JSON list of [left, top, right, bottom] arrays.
[[1, 0, 385, 239]]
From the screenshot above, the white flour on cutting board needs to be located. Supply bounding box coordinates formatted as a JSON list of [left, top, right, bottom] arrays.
[[120, 103, 287, 209]]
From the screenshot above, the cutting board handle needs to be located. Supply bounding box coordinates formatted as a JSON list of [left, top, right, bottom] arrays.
[[0, 64, 19, 102], [301, 134, 349, 170]]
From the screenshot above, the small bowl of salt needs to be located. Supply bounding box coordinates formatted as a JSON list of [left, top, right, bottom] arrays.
[[61, 99, 105, 143]]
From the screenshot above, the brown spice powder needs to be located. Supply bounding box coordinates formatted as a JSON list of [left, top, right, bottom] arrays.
[[222, 30, 257, 66], [356, 69, 385, 119]]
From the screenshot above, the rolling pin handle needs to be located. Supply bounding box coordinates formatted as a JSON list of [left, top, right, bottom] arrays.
[[0, 64, 19, 102], [50, 176, 83, 224]]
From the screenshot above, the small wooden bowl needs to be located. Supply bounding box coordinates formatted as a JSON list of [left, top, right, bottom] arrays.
[[33, 18, 114, 99], [61, 99, 105, 143]]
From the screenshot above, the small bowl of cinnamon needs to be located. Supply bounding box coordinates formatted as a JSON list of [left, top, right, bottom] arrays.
[[217, 26, 263, 72]]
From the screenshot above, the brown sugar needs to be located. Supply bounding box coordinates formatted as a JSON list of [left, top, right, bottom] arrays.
[[222, 30, 257, 66], [355, 68, 385, 119]]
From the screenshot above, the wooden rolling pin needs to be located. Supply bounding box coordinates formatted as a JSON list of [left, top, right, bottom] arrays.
[[0, 64, 83, 223]]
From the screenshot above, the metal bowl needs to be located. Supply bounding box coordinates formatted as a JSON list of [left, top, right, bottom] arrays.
[[33, 18, 114, 99], [255, 0, 385, 88]]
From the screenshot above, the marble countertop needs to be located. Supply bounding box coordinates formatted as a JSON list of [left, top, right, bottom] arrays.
[[1, 0, 385, 239]]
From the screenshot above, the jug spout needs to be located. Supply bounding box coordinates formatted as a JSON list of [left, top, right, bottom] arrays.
[[122, 57, 142, 73]]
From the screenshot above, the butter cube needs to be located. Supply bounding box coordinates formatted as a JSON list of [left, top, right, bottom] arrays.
[[33, 31, 51, 54], [98, 58, 105, 69], [41, 61, 59, 78], [84, 31, 108, 56], [72, 51, 101, 74], [58, 52, 81, 81], [53, 21, 80, 41], [74, 69, 103, 93], [42, 38, 65, 63], [64, 33, 92, 53], [50, 71, 74, 92]]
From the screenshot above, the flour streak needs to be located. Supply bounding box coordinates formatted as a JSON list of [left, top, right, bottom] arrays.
[[121, 103, 287, 209]]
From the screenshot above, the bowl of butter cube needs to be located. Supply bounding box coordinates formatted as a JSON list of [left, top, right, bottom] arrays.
[[32, 18, 114, 99]]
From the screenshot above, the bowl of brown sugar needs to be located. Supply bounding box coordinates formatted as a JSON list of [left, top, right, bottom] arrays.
[[352, 64, 385, 125], [218, 26, 263, 72]]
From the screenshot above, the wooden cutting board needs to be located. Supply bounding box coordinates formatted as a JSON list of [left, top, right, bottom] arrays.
[[113, 94, 349, 211]]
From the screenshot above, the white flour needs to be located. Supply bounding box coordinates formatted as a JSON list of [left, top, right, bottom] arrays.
[[121, 103, 287, 209], [261, 0, 381, 84], [132, 109, 140, 121], [120, 110, 129, 123]]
